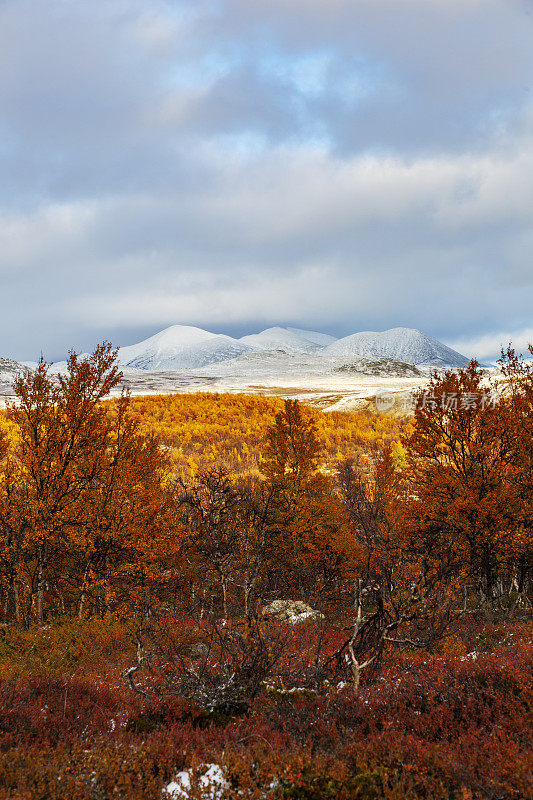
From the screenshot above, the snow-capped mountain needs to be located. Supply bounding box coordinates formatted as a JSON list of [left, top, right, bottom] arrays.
[[239, 327, 323, 354], [84, 323, 473, 372], [322, 327, 470, 368], [0, 357, 32, 392], [0, 357, 32, 377], [117, 325, 256, 371]]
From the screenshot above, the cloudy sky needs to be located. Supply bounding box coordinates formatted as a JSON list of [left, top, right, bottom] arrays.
[[1, 0, 532, 361]]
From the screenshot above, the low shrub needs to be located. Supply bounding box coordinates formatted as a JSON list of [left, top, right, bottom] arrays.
[[0, 619, 530, 799], [0, 618, 135, 679]]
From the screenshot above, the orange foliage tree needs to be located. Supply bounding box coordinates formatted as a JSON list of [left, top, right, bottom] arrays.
[[122, 391, 407, 478], [261, 400, 358, 611], [497, 345, 533, 594], [405, 361, 526, 602], [0, 344, 174, 626]]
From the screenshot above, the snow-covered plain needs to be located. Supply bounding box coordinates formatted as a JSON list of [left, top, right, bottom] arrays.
[[0, 366, 432, 412], [115, 369, 434, 414], [1, 324, 483, 411]]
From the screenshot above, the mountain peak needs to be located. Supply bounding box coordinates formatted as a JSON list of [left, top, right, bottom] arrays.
[[0, 357, 32, 376], [83, 323, 472, 372], [118, 325, 254, 371], [240, 327, 321, 354], [323, 327, 470, 367]]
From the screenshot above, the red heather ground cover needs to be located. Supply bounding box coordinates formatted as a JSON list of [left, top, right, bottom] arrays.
[[0, 619, 530, 799]]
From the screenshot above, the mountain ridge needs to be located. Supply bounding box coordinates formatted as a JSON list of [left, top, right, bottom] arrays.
[[0, 357, 32, 377], [322, 327, 470, 368], [239, 327, 321, 354], [113, 324, 471, 372], [117, 325, 256, 371]]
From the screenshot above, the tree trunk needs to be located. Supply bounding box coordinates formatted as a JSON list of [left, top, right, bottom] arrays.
[[36, 542, 46, 626], [104, 556, 112, 618], [13, 581, 21, 625], [78, 564, 91, 619], [222, 580, 227, 619], [57, 584, 66, 615], [78, 590, 86, 620], [244, 582, 251, 622], [347, 592, 378, 696], [348, 641, 362, 694], [482, 545, 495, 602]]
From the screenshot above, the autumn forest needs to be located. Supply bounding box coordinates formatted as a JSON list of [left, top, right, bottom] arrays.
[[0, 343, 530, 799]]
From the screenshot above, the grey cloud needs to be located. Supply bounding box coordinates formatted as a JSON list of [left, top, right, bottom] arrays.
[[0, 0, 532, 361], [4, 134, 531, 358]]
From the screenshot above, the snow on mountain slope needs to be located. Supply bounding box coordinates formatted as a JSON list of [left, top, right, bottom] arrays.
[[0, 357, 32, 377], [118, 326, 214, 365], [0, 357, 32, 393], [117, 325, 256, 371], [286, 327, 338, 346], [190, 349, 422, 379], [42, 324, 470, 376], [192, 350, 323, 377], [239, 327, 321, 354], [322, 328, 470, 367]]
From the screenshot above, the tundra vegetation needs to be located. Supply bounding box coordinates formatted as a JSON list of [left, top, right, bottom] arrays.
[[0, 343, 530, 799]]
